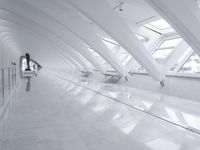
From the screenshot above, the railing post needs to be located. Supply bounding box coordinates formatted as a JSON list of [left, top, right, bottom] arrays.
[[8, 68, 10, 96], [14, 66, 17, 88], [2, 69, 5, 105], [11, 67, 13, 90]]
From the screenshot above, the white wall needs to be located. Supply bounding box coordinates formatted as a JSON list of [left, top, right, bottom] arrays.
[[126, 74, 200, 102], [0, 42, 22, 83], [0, 42, 21, 68]]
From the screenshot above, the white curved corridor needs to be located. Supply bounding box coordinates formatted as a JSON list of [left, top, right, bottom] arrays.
[[1, 0, 200, 149]]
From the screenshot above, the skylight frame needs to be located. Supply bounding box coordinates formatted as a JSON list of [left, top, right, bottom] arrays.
[[144, 19, 175, 34], [158, 38, 182, 49]]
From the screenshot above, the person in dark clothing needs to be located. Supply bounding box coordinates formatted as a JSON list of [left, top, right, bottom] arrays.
[[25, 53, 31, 71]]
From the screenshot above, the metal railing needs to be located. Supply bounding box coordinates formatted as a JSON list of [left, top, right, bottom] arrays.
[[0, 66, 17, 108]]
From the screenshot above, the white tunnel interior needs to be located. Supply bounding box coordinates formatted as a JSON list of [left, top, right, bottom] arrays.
[[1, 0, 200, 149]]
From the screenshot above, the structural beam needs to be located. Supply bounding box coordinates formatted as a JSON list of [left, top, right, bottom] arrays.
[[24, 0, 127, 76], [0, 9, 82, 71], [163, 40, 190, 74], [145, 0, 200, 58], [173, 48, 193, 73], [0, 3, 92, 72], [23, 0, 106, 74], [66, 0, 163, 80]]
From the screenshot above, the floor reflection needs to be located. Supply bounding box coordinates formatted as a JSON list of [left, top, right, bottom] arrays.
[[49, 70, 200, 136], [26, 77, 31, 92], [2, 70, 200, 150]]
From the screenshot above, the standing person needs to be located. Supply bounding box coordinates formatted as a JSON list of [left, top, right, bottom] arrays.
[[33, 64, 37, 76], [25, 53, 31, 71]]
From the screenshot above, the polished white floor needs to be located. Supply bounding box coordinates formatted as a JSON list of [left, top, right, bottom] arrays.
[[1, 71, 200, 150]]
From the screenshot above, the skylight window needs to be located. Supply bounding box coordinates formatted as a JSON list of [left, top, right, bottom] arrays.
[[159, 38, 182, 48], [149, 19, 171, 30], [122, 55, 132, 65], [144, 19, 175, 34], [153, 38, 182, 64], [153, 48, 174, 60], [102, 38, 132, 65], [179, 53, 200, 73], [170, 48, 192, 71]]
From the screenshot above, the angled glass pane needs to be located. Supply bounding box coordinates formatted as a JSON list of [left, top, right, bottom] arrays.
[[153, 38, 182, 64], [179, 53, 200, 73], [149, 19, 171, 30], [159, 38, 182, 48], [153, 48, 173, 60], [170, 48, 192, 71], [144, 19, 175, 34], [122, 55, 132, 65]]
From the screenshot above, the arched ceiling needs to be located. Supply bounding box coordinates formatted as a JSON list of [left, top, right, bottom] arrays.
[[1, 0, 187, 81]]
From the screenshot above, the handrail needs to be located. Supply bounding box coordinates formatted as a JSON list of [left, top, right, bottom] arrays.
[[0, 66, 17, 105], [0, 65, 18, 122]]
